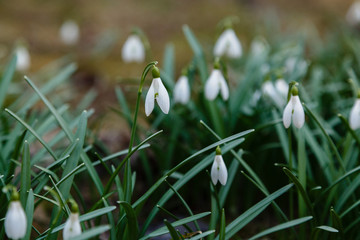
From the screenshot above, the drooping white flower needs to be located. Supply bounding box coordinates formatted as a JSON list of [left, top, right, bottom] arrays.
[[59, 20, 80, 45], [5, 201, 27, 240], [145, 67, 170, 116], [63, 212, 82, 240], [15, 46, 30, 71], [347, 1, 360, 25], [211, 147, 228, 185], [349, 98, 360, 130], [282, 86, 305, 129], [173, 75, 190, 104], [250, 37, 268, 58], [121, 34, 145, 63], [213, 29, 242, 59], [275, 78, 289, 98], [205, 69, 229, 101]]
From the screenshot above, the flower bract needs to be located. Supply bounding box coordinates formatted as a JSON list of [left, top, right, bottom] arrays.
[[213, 29, 242, 58], [204, 69, 229, 101], [5, 201, 27, 240]]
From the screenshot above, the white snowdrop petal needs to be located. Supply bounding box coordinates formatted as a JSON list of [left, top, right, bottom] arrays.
[[63, 213, 82, 240], [275, 79, 289, 98], [350, 99, 360, 130], [155, 78, 170, 114], [174, 76, 190, 104], [217, 155, 228, 185], [292, 96, 305, 129], [60, 20, 79, 45], [347, 1, 360, 25], [16, 47, 30, 71], [5, 201, 27, 240], [122, 35, 145, 63], [225, 29, 242, 58], [282, 99, 293, 129], [211, 159, 219, 185], [213, 32, 228, 57], [205, 70, 221, 100], [145, 80, 155, 116], [218, 74, 229, 100]]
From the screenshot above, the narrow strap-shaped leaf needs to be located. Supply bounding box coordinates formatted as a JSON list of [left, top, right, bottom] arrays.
[[330, 207, 344, 239], [119, 201, 139, 240], [141, 212, 211, 240], [219, 209, 226, 240], [24, 189, 34, 240], [164, 219, 181, 240], [20, 140, 31, 207], [68, 225, 110, 240], [218, 184, 293, 240], [283, 167, 315, 218], [0, 54, 17, 109], [248, 216, 313, 240]]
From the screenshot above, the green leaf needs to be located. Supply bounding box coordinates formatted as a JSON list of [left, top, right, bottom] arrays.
[[248, 216, 313, 240], [164, 219, 181, 240], [20, 140, 31, 207], [218, 184, 293, 240], [141, 212, 211, 240], [283, 168, 314, 217], [316, 226, 339, 233], [219, 209, 226, 240], [119, 201, 139, 240], [24, 189, 34, 240], [69, 225, 110, 240], [0, 54, 17, 109]]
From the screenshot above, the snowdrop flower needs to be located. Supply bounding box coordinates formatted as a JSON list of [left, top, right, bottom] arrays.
[[211, 146, 228, 185], [347, 1, 360, 25], [213, 28, 242, 59], [122, 34, 145, 63], [283, 86, 305, 129], [250, 37, 268, 57], [275, 78, 289, 98], [173, 75, 190, 104], [145, 66, 170, 116], [205, 63, 229, 101], [63, 200, 82, 240], [349, 96, 360, 130], [15, 46, 30, 71], [5, 195, 27, 240], [59, 20, 80, 45]]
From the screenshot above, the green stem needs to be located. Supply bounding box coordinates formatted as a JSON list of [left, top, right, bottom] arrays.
[[288, 128, 294, 220]]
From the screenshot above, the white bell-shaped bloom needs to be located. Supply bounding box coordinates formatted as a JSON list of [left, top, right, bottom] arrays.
[[347, 1, 360, 25], [213, 29, 242, 58], [250, 37, 268, 57], [59, 20, 80, 45], [5, 201, 27, 240], [349, 99, 360, 130], [15, 46, 30, 71], [275, 78, 289, 98], [63, 212, 82, 240], [121, 35, 145, 63], [283, 89, 305, 129], [205, 69, 229, 101], [173, 75, 190, 104], [211, 154, 228, 186], [145, 78, 170, 116]]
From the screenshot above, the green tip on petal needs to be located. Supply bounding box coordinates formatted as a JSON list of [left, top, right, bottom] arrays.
[[291, 86, 299, 96], [216, 146, 222, 155], [152, 66, 160, 78]]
